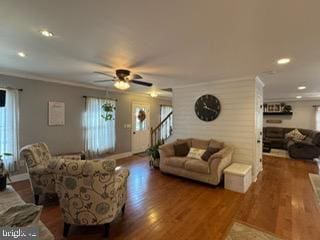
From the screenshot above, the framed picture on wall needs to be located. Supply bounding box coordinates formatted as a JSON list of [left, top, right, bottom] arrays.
[[48, 101, 65, 126]]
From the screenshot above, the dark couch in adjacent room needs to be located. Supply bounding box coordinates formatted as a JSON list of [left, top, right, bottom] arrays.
[[263, 127, 320, 160]]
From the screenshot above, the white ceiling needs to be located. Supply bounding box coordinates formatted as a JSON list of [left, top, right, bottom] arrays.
[[1, 0, 320, 100]]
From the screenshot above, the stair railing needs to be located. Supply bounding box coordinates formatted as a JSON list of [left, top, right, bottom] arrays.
[[150, 111, 173, 146]]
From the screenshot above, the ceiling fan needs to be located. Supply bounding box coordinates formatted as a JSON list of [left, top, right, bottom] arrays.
[[94, 69, 153, 90]]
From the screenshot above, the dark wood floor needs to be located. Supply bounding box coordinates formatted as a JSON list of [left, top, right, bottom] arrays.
[[12, 155, 320, 240]]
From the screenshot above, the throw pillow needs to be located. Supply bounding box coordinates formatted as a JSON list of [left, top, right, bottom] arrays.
[[187, 147, 206, 160], [201, 147, 220, 161], [176, 138, 193, 148], [285, 129, 306, 142], [174, 143, 190, 157]]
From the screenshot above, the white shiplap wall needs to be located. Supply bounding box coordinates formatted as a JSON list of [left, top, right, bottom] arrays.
[[172, 78, 261, 178]]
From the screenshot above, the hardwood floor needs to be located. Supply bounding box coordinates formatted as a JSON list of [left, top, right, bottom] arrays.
[[236, 155, 320, 240], [12, 155, 320, 240]]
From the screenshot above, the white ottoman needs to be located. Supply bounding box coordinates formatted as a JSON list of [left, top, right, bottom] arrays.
[[224, 163, 252, 193]]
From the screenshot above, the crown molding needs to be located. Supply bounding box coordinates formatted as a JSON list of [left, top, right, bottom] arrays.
[[0, 69, 172, 100], [0, 69, 105, 91], [172, 75, 256, 89], [264, 98, 320, 103]]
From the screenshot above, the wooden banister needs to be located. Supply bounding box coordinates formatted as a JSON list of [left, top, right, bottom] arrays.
[[151, 111, 173, 146], [154, 112, 173, 132]]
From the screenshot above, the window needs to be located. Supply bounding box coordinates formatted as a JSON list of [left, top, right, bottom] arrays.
[[0, 89, 19, 172], [160, 105, 173, 140], [135, 107, 148, 131], [84, 97, 116, 158], [316, 106, 320, 131]]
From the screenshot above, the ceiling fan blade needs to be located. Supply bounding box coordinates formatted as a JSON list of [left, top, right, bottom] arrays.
[[94, 62, 114, 69], [131, 80, 153, 87], [94, 71, 115, 78], [132, 73, 143, 79], [161, 88, 173, 92], [94, 79, 114, 83]]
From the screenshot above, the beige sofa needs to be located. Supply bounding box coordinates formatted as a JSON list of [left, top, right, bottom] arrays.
[[159, 138, 234, 185]]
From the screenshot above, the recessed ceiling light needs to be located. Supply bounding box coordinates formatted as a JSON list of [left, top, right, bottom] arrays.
[[40, 30, 53, 37], [297, 86, 306, 90], [296, 96, 302, 99], [18, 52, 26, 58], [277, 58, 291, 65]]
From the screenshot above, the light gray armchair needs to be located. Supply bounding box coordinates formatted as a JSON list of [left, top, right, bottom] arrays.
[[48, 158, 129, 238], [20, 142, 82, 204]]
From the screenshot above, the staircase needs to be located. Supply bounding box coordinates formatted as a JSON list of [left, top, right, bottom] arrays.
[[150, 111, 173, 146]]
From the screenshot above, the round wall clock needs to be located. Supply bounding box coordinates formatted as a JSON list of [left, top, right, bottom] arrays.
[[194, 94, 221, 121]]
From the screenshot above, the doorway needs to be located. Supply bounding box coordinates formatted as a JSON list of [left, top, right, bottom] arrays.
[[131, 102, 150, 153]]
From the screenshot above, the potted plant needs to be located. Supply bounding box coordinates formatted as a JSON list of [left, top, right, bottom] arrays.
[[0, 153, 12, 191], [101, 102, 116, 121], [146, 143, 161, 168]]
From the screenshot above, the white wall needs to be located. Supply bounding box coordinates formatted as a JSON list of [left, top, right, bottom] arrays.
[[264, 100, 319, 129], [172, 78, 262, 179]]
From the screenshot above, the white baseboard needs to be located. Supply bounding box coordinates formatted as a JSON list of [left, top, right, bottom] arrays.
[[104, 151, 133, 161], [10, 173, 29, 183]]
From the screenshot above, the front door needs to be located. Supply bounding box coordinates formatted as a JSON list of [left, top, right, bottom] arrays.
[[132, 102, 150, 153]]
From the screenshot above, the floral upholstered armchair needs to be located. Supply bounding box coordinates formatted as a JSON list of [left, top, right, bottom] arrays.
[[20, 142, 82, 204], [48, 158, 129, 238]]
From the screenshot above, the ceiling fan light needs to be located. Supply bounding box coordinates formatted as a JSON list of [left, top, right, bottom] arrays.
[[114, 80, 130, 90]]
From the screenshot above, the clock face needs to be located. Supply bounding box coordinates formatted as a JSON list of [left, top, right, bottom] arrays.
[[194, 94, 221, 121]]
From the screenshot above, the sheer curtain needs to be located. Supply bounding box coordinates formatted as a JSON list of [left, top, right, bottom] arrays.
[[316, 106, 320, 130], [160, 105, 173, 140], [0, 89, 19, 171], [84, 97, 116, 158]]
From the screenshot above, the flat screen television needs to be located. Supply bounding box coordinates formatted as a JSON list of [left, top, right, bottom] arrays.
[[0, 90, 6, 107]]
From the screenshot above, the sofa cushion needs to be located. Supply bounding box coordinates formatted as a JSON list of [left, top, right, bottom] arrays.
[[159, 143, 175, 157], [303, 136, 314, 145], [302, 129, 313, 136], [312, 132, 320, 146], [185, 159, 210, 174], [174, 143, 189, 157], [201, 147, 220, 161], [191, 139, 210, 149], [266, 127, 284, 138], [209, 139, 224, 149], [187, 147, 206, 160], [165, 157, 188, 168]]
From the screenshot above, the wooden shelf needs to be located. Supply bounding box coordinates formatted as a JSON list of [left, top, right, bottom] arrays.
[[263, 112, 293, 116]]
